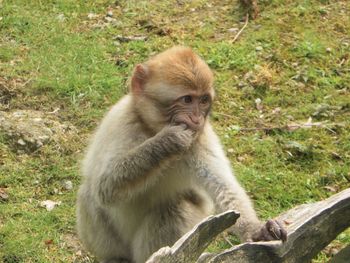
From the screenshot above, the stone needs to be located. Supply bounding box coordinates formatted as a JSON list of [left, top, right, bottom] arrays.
[[0, 110, 76, 153], [62, 180, 73, 191]]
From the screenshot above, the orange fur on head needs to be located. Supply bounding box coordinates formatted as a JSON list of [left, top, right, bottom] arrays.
[[131, 46, 214, 98], [130, 46, 215, 133], [148, 46, 213, 94]]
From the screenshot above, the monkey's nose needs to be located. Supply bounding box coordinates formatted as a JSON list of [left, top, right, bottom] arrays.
[[189, 115, 200, 124]]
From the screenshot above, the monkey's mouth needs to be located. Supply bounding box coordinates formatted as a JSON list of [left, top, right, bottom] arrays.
[[171, 115, 203, 132]]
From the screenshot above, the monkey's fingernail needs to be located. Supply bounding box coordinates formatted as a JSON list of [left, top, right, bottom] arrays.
[[269, 227, 280, 240]]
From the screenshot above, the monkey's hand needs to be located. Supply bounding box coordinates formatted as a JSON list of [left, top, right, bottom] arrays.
[[251, 219, 287, 242], [158, 124, 195, 153]]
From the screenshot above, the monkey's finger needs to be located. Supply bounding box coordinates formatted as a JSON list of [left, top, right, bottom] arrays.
[[266, 219, 287, 242], [276, 220, 287, 242], [260, 226, 276, 241], [252, 222, 275, 242]]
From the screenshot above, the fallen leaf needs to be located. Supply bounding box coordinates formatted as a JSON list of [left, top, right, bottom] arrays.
[[40, 200, 62, 211], [323, 186, 337, 192], [62, 180, 73, 191], [283, 220, 292, 225], [113, 35, 148, 42], [0, 188, 9, 201], [227, 148, 234, 153], [255, 98, 263, 111], [45, 239, 54, 246], [331, 152, 342, 160]]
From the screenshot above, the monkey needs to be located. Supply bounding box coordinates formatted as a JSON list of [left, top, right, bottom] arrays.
[[76, 46, 287, 263]]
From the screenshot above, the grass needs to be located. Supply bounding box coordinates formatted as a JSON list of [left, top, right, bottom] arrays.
[[1, 0, 349, 262]]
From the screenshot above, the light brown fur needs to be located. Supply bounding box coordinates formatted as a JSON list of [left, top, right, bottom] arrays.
[[77, 46, 286, 263]]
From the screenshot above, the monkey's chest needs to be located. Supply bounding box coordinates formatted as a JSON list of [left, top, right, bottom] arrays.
[[113, 163, 197, 239], [142, 163, 196, 208]]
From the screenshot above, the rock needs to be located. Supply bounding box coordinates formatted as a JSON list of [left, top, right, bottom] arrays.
[[228, 27, 239, 33], [17, 139, 26, 146], [87, 13, 97, 19], [40, 200, 62, 211], [272, 107, 281, 114], [255, 98, 263, 111], [238, 81, 245, 88], [104, 16, 116, 23], [0, 188, 9, 201], [0, 110, 77, 153], [57, 14, 65, 22], [62, 180, 73, 191]]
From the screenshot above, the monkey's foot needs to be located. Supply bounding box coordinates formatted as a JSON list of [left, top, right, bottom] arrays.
[[252, 219, 287, 242]]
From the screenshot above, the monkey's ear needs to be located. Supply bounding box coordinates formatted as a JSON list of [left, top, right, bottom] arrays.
[[131, 64, 148, 95]]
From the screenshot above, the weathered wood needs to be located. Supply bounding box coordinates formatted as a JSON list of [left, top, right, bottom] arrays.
[[147, 188, 350, 263], [208, 188, 350, 263], [146, 210, 240, 263]]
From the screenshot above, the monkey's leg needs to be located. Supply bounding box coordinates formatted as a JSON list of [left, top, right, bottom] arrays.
[[77, 191, 132, 262], [131, 195, 208, 263]]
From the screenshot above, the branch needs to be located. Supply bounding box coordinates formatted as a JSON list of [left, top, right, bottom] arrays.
[[208, 188, 350, 263], [146, 210, 240, 263], [147, 188, 350, 263], [230, 14, 249, 43]]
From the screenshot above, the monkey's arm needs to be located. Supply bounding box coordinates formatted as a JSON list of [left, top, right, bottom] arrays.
[[195, 129, 286, 242], [197, 158, 286, 242], [94, 125, 193, 205], [196, 160, 262, 241]]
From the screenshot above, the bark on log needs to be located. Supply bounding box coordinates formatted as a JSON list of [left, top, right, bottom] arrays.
[[146, 210, 240, 263], [147, 188, 350, 263]]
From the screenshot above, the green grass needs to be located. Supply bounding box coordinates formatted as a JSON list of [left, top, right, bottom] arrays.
[[1, 0, 349, 262]]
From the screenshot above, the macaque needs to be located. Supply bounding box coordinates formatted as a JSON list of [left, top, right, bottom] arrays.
[[76, 46, 286, 263]]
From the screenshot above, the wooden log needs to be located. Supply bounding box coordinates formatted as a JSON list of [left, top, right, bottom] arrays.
[[146, 210, 240, 263], [208, 188, 350, 263], [146, 188, 350, 263]]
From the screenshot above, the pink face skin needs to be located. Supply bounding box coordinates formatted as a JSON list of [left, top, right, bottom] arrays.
[[167, 93, 212, 132]]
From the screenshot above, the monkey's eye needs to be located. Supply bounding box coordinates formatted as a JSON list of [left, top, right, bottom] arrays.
[[200, 95, 210, 104], [181, 95, 192, 104]]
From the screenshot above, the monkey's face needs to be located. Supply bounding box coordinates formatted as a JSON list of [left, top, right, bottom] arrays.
[[130, 46, 215, 134], [167, 92, 212, 132]]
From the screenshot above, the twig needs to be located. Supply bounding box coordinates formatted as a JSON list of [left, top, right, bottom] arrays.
[[223, 235, 234, 247], [237, 122, 344, 132], [215, 112, 233, 118], [113, 35, 148, 43], [19, 78, 33, 88], [230, 14, 249, 43]]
